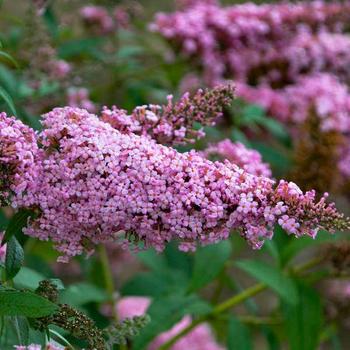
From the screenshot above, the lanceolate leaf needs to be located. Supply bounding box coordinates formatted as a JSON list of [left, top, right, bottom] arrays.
[[227, 316, 252, 350], [5, 236, 24, 280], [0, 51, 19, 68], [0, 85, 16, 115], [13, 267, 46, 290], [282, 283, 323, 350], [188, 240, 232, 292], [235, 259, 298, 304], [10, 316, 29, 345], [0, 290, 58, 318]]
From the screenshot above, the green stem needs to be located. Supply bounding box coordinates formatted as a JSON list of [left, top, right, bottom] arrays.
[[292, 256, 324, 274], [212, 283, 265, 315], [157, 255, 325, 350], [97, 245, 118, 322]]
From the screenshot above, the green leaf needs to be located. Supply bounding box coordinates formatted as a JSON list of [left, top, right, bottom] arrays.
[[58, 38, 105, 60], [116, 45, 144, 60], [188, 241, 232, 292], [240, 104, 265, 125], [13, 267, 45, 290], [0, 85, 16, 115], [262, 240, 280, 264], [2, 209, 36, 245], [132, 294, 211, 350], [122, 270, 188, 297], [227, 316, 252, 350], [231, 129, 251, 146], [10, 316, 29, 345], [235, 259, 298, 304], [59, 282, 107, 306], [5, 236, 24, 280], [281, 230, 342, 266], [251, 142, 292, 175], [164, 242, 193, 279], [0, 51, 19, 68], [282, 283, 323, 350], [137, 249, 167, 273], [260, 117, 289, 141], [0, 290, 58, 317]]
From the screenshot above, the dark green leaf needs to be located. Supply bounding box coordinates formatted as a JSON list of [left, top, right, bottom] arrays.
[[59, 282, 107, 306], [164, 242, 193, 279], [188, 241, 232, 292], [262, 240, 280, 263], [231, 129, 251, 146], [281, 230, 342, 266], [0, 290, 58, 317], [5, 236, 24, 280], [10, 316, 29, 345], [58, 38, 105, 60], [0, 51, 19, 68], [235, 259, 298, 304], [282, 283, 323, 350], [0, 85, 16, 115], [132, 294, 211, 350], [13, 267, 45, 290], [227, 316, 252, 350], [122, 270, 188, 297], [2, 209, 36, 245], [137, 249, 167, 273], [260, 117, 289, 141]]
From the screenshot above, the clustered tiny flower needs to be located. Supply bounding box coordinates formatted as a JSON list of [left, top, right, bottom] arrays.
[[1, 102, 348, 261], [101, 84, 235, 145], [203, 139, 272, 177], [151, 2, 350, 187]]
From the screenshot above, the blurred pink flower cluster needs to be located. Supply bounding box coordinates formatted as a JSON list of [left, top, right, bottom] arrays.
[[80, 5, 130, 35], [151, 1, 350, 84], [1, 98, 348, 260], [152, 1, 350, 186], [67, 87, 96, 114], [116, 296, 224, 350], [236, 74, 350, 133], [237, 74, 350, 179]]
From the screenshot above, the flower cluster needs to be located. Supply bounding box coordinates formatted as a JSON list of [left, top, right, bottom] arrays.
[[151, 1, 350, 85], [80, 5, 132, 35], [236, 74, 350, 189], [116, 297, 224, 350], [101, 84, 235, 145], [236, 74, 350, 133], [339, 146, 350, 179], [0, 113, 40, 207], [1, 106, 349, 260], [67, 87, 96, 114], [243, 32, 350, 87], [203, 139, 272, 177], [152, 1, 350, 192]]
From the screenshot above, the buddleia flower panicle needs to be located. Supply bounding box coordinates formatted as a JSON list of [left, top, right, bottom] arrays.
[[1, 105, 349, 261]]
